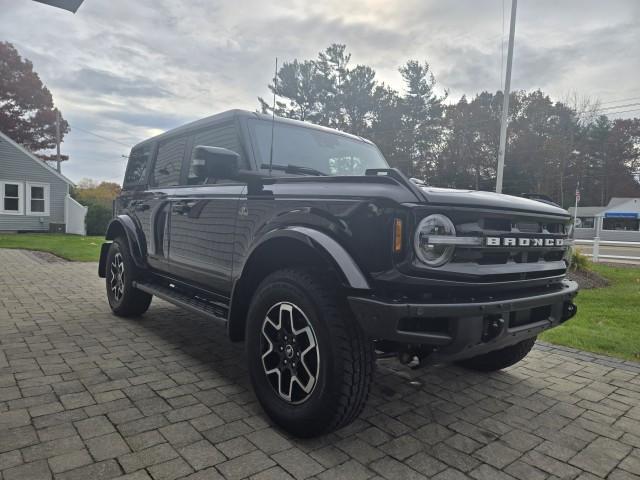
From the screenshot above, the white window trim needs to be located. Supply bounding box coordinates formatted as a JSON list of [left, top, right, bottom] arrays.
[[26, 182, 50, 216], [1, 180, 24, 215]]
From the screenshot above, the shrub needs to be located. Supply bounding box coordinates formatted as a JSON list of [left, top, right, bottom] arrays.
[[570, 249, 591, 271], [85, 202, 112, 236]]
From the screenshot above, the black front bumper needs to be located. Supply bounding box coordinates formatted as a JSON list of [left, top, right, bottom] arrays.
[[348, 280, 578, 362]]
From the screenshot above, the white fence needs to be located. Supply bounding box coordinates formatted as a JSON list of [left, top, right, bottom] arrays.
[[65, 195, 88, 236], [574, 238, 640, 263]]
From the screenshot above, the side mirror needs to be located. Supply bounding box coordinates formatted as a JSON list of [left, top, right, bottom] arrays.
[[192, 146, 240, 180]]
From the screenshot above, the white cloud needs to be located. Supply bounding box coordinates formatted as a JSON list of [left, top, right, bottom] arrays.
[[1, 0, 638, 182]]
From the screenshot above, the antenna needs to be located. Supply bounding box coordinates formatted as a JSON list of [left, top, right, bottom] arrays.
[[268, 57, 278, 175]]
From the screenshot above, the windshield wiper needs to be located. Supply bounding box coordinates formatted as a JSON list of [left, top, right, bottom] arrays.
[[261, 163, 328, 176]]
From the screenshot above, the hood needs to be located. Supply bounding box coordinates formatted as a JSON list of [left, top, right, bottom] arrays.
[[419, 186, 570, 217]]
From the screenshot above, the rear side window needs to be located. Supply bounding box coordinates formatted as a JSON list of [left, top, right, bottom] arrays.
[[153, 136, 188, 187], [124, 145, 151, 186]]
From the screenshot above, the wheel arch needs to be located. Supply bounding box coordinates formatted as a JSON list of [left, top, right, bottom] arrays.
[[104, 216, 146, 269], [227, 227, 370, 342]]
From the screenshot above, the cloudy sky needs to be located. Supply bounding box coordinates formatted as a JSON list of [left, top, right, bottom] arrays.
[[2, 0, 639, 183]]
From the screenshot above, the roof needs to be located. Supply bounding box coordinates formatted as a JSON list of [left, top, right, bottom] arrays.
[[606, 197, 639, 207], [568, 206, 605, 216], [134, 109, 373, 150], [568, 197, 640, 217], [0, 130, 75, 186]]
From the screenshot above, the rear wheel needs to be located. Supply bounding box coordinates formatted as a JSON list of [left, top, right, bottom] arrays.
[[246, 268, 374, 437], [456, 337, 537, 372], [105, 238, 152, 317]]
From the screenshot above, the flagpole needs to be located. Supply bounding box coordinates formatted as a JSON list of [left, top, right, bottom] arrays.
[[573, 181, 580, 239]]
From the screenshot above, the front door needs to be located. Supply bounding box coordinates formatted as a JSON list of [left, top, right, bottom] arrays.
[[167, 185, 246, 296]]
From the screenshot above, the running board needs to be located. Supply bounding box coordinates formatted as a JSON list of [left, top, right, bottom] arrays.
[[133, 281, 228, 324]]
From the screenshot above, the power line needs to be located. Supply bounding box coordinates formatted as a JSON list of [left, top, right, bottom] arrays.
[[601, 107, 640, 116], [70, 124, 132, 148], [595, 102, 640, 112], [598, 95, 640, 106]]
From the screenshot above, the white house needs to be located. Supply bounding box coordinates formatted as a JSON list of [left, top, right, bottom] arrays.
[[569, 197, 640, 242], [0, 130, 87, 235]]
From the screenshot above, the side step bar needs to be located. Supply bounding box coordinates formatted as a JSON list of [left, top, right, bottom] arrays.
[[133, 281, 228, 324]]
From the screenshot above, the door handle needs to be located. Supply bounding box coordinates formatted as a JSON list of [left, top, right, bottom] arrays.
[[172, 201, 192, 215], [130, 201, 149, 212]]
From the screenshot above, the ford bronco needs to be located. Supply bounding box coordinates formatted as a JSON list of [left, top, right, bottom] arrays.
[[99, 109, 578, 437]]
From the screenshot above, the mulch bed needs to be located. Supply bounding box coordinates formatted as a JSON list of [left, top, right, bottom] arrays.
[[25, 250, 67, 263], [567, 268, 610, 289]]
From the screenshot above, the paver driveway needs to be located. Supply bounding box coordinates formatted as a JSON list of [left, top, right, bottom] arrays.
[[1, 248, 639, 480]]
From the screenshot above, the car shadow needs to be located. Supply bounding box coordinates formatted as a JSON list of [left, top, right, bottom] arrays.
[[130, 299, 526, 439]]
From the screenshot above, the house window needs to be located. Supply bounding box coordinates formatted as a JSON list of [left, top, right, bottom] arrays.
[[26, 182, 50, 216], [1, 181, 23, 215], [603, 217, 639, 231], [576, 217, 595, 229]]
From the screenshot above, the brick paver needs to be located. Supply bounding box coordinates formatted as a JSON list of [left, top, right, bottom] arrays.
[[1, 248, 639, 479]]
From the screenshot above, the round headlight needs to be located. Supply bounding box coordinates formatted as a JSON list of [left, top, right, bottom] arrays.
[[414, 214, 456, 267]]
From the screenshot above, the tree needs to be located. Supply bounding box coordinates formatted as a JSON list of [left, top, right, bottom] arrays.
[[258, 44, 640, 205], [0, 41, 69, 159], [397, 60, 445, 179], [71, 180, 121, 236], [72, 180, 121, 208], [439, 93, 500, 189]]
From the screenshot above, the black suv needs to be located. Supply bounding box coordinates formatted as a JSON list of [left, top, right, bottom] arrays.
[[99, 109, 578, 437]]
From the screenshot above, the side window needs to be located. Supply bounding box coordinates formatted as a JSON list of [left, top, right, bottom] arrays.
[[153, 136, 188, 187], [1, 181, 24, 215], [186, 123, 244, 185], [576, 217, 595, 229], [124, 145, 151, 186], [26, 182, 50, 216]]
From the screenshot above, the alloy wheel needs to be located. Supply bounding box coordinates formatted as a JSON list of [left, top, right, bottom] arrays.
[[109, 252, 125, 302], [260, 302, 320, 404]]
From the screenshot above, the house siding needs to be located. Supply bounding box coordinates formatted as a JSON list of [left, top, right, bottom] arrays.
[[0, 137, 70, 231]]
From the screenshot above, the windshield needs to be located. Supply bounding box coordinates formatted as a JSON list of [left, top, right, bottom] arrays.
[[248, 119, 388, 176]]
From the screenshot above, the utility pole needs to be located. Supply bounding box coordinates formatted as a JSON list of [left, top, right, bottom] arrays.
[[496, 0, 517, 194], [55, 109, 62, 173]]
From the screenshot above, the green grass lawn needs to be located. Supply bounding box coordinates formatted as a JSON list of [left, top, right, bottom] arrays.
[[0, 233, 103, 262], [541, 264, 640, 362]]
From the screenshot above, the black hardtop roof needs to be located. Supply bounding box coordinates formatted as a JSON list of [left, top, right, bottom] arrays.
[[132, 109, 374, 151]]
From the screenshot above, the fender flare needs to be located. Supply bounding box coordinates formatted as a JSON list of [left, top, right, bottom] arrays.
[[245, 226, 370, 290], [104, 215, 147, 269], [227, 226, 370, 341]]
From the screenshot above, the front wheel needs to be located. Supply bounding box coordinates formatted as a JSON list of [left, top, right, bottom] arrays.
[[456, 337, 537, 372], [105, 238, 152, 317], [246, 268, 374, 437]]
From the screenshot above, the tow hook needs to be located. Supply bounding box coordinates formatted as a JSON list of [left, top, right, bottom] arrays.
[[482, 315, 505, 342], [398, 346, 432, 369], [561, 302, 578, 322]]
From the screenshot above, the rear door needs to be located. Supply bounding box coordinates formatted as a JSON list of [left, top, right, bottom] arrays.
[[120, 143, 168, 270], [167, 121, 247, 297], [141, 135, 190, 272]]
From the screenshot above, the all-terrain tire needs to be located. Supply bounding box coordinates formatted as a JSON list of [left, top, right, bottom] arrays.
[[105, 237, 152, 317], [246, 268, 374, 437], [456, 337, 537, 372]]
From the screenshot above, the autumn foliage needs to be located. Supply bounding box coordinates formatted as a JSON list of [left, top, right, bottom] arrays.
[[0, 41, 69, 157]]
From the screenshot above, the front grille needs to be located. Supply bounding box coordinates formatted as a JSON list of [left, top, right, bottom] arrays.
[[413, 208, 571, 285], [449, 212, 568, 269], [452, 246, 566, 265]]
